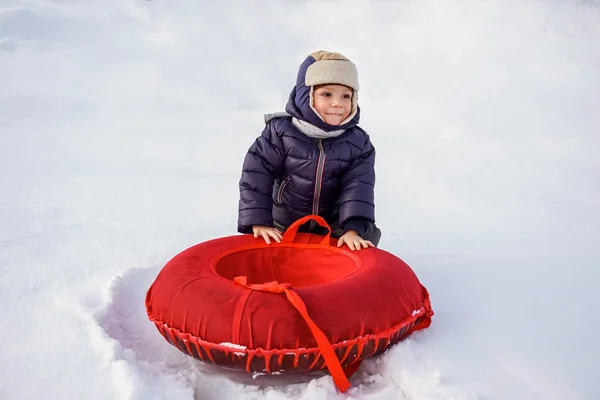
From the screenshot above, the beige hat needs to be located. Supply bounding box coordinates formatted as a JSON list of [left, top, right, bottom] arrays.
[[305, 51, 360, 91], [305, 51, 359, 125]]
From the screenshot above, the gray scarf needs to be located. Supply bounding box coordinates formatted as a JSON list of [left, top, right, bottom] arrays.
[[264, 112, 346, 139]]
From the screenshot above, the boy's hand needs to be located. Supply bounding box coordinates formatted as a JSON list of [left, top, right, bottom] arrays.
[[252, 225, 283, 244], [337, 230, 374, 251]]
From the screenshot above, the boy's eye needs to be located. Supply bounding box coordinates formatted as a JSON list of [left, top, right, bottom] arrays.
[[343, 94, 352, 99], [321, 92, 331, 97]]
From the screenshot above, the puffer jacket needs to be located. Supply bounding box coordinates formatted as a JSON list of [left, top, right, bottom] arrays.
[[237, 54, 376, 236]]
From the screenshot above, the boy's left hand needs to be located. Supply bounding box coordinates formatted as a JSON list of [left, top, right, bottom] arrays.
[[337, 230, 374, 251]]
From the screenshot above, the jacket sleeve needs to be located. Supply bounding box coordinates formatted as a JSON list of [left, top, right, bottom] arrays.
[[338, 135, 376, 236], [237, 123, 285, 234]]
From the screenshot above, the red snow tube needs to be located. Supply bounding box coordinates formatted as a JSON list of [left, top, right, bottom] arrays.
[[146, 215, 433, 392]]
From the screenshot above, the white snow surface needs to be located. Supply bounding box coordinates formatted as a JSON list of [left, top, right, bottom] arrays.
[[1, 0, 599, 399]]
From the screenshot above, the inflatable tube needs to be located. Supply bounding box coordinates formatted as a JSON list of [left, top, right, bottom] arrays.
[[146, 215, 433, 392]]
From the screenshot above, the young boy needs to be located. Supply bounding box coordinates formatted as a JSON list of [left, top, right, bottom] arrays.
[[238, 50, 381, 251]]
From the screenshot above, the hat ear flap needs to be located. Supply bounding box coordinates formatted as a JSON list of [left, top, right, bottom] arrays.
[[339, 90, 358, 125], [308, 86, 324, 122]]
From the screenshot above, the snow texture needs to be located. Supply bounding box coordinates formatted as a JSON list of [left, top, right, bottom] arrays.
[[1, 0, 599, 399]]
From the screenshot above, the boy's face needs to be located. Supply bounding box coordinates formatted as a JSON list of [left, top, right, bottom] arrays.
[[312, 84, 353, 126]]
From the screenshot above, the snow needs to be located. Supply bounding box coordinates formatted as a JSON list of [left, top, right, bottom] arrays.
[[1, 0, 599, 399], [218, 342, 247, 356], [218, 343, 248, 351]]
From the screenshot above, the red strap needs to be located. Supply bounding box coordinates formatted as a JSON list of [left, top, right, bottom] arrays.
[[281, 214, 331, 246], [233, 276, 351, 392], [342, 360, 362, 378]]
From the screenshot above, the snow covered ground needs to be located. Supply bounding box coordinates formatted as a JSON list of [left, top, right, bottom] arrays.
[[1, 0, 599, 399]]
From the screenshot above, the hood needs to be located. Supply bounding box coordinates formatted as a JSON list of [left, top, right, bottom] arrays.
[[285, 54, 361, 132]]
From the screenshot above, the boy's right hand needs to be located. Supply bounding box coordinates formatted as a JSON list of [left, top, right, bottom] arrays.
[[252, 225, 283, 244]]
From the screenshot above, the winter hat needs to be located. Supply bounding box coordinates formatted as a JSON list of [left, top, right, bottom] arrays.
[[305, 50, 360, 91], [306, 51, 359, 125], [285, 50, 361, 132]]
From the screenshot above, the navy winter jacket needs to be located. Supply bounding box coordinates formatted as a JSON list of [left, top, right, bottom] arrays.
[[237, 55, 376, 236]]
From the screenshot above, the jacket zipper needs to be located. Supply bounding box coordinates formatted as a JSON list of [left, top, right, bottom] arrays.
[[310, 139, 326, 230], [276, 176, 291, 205]]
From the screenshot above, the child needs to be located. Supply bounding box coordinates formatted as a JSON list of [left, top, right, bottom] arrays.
[[238, 50, 381, 251]]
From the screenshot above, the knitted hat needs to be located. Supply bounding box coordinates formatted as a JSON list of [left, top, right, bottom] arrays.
[[305, 50, 360, 125]]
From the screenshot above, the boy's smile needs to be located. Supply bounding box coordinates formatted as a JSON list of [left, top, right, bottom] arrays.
[[312, 84, 353, 126]]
